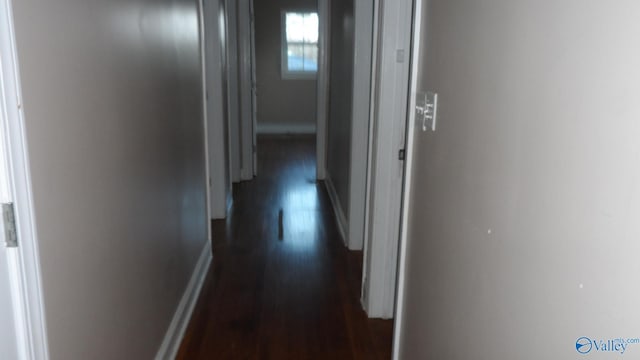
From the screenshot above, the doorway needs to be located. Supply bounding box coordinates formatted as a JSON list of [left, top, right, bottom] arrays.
[[252, 1, 319, 177]]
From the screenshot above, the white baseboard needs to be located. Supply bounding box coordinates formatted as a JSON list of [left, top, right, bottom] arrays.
[[155, 241, 212, 360], [324, 175, 349, 246], [257, 123, 317, 135]]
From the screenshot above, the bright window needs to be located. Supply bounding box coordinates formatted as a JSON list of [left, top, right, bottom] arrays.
[[281, 12, 319, 79]]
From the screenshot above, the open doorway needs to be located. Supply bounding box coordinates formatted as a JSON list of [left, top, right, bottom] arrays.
[[255, 8, 318, 135], [251, 0, 319, 183]]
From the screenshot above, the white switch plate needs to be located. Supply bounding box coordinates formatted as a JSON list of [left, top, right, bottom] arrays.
[[415, 91, 438, 131]]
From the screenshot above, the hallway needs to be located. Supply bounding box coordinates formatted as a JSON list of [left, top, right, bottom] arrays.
[[177, 136, 392, 359]]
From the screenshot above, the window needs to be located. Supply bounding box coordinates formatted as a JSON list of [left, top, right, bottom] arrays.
[[281, 12, 319, 79]]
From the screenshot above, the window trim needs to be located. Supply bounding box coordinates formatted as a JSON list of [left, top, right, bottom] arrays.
[[281, 10, 318, 80]]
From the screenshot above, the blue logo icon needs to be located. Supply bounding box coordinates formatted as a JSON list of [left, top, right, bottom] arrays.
[[577, 337, 593, 354]]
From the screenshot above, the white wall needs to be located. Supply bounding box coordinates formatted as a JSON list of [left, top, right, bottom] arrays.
[[397, 1, 640, 359], [11, 0, 209, 358]]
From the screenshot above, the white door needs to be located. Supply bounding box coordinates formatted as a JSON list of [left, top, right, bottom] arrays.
[[0, 248, 19, 360], [0, 78, 20, 360], [0, 2, 47, 358], [392, 0, 424, 358], [361, 0, 414, 318]]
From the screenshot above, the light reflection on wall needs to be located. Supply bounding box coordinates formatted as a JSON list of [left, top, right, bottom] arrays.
[[283, 185, 319, 252], [108, 2, 200, 54]]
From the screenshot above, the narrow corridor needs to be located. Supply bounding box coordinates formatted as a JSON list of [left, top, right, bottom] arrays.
[[177, 135, 392, 359]]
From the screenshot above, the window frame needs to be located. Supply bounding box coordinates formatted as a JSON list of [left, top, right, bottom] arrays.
[[280, 10, 319, 80]]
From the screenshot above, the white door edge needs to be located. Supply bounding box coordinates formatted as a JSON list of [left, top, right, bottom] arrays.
[[198, 0, 213, 250], [361, 0, 413, 319], [0, 0, 50, 358], [347, 0, 375, 251], [315, 0, 329, 181], [391, 0, 423, 358], [238, 0, 255, 181]]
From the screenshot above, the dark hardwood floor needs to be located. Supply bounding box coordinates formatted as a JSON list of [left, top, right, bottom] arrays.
[[176, 135, 393, 359]]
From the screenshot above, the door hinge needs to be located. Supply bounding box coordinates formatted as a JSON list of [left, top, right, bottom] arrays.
[[2, 203, 18, 248], [253, 145, 257, 153], [398, 149, 406, 161]]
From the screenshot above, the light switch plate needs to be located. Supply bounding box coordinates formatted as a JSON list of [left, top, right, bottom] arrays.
[[415, 91, 438, 131]]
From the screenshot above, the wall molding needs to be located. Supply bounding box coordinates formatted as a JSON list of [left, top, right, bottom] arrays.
[[323, 176, 348, 246], [155, 241, 212, 360], [257, 123, 317, 135]]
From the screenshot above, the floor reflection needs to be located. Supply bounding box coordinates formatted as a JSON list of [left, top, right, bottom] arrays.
[[282, 185, 319, 252]]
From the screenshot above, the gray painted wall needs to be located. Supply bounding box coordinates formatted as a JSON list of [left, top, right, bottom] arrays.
[[327, 0, 354, 219], [254, 0, 317, 134], [398, 1, 640, 359], [12, 0, 208, 358]]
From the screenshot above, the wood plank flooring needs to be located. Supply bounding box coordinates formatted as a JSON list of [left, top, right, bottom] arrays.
[[176, 135, 393, 360]]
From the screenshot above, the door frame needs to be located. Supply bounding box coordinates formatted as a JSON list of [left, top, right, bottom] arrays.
[[198, 0, 213, 232], [0, 0, 50, 358], [203, 0, 232, 220], [238, 0, 255, 181], [225, 0, 242, 183], [232, 0, 329, 182], [391, 0, 423, 357], [346, 0, 375, 251], [315, 0, 329, 181], [249, 0, 258, 176], [361, 0, 415, 318]]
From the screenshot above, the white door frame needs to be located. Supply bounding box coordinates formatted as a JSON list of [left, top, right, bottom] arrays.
[[198, 0, 213, 237], [238, 0, 255, 181], [249, 0, 258, 176], [0, 0, 50, 358], [203, 0, 232, 220], [0, 125, 20, 359], [391, 0, 422, 355], [346, 0, 375, 251], [361, 0, 414, 318], [315, 0, 329, 181], [225, 0, 242, 183], [232, 0, 328, 182]]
